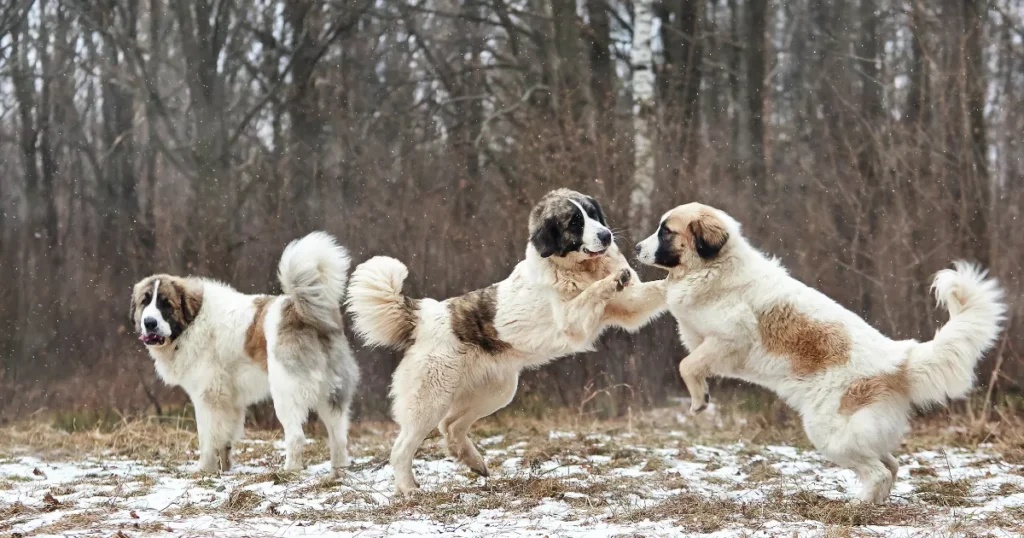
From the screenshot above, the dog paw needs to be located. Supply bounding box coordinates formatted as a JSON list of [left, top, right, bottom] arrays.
[[615, 269, 632, 291], [689, 399, 708, 414], [395, 481, 421, 496]]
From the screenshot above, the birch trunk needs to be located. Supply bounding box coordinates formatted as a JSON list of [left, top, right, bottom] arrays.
[[629, 0, 657, 234]]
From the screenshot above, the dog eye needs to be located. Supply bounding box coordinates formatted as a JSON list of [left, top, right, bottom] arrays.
[[158, 296, 170, 308], [142, 293, 152, 303]]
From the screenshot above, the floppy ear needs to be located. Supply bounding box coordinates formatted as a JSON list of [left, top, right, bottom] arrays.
[[530, 218, 561, 258], [174, 281, 203, 325], [586, 196, 607, 226], [689, 214, 729, 259]]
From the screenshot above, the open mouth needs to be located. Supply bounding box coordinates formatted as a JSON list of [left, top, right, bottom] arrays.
[[583, 247, 607, 257], [140, 333, 167, 346]]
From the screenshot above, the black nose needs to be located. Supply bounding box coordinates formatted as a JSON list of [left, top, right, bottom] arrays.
[[144, 317, 158, 331], [597, 229, 611, 246], [635, 244, 642, 255]]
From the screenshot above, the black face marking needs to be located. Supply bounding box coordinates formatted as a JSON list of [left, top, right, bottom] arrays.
[[584, 196, 607, 226], [449, 285, 511, 354], [654, 223, 682, 267], [159, 292, 187, 340]]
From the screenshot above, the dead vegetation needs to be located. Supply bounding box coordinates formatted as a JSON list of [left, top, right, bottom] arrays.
[[3, 401, 1024, 535]]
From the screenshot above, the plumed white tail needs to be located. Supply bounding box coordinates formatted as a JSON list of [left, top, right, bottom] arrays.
[[906, 261, 1006, 406], [346, 256, 419, 350], [278, 231, 351, 333]]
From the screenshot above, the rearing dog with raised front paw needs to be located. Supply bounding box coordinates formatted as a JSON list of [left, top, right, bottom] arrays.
[[635, 203, 1006, 503], [347, 188, 667, 494]]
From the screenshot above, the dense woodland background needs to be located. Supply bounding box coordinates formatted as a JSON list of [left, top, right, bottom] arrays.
[[0, 0, 1021, 421]]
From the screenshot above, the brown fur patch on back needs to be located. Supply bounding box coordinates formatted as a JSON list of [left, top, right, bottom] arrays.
[[449, 285, 511, 354], [758, 303, 851, 376], [244, 297, 272, 371], [839, 365, 911, 415]]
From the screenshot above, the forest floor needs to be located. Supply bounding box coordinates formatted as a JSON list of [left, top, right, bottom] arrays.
[[3, 400, 1024, 537]]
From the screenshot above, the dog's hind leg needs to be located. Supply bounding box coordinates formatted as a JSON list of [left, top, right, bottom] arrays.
[[440, 372, 519, 477], [677, 337, 738, 414], [853, 458, 894, 504], [881, 453, 899, 482], [390, 377, 453, 495], [268, 363, 320, 472], [317, 383, 353, 477], [391, 417, 443, 495]]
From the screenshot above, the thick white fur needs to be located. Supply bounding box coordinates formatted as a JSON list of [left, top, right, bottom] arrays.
[[348, 243, 667, 494], [347, 256, 413, 348], [909, 261, 1006, 406], [139, 232, 358, 475], [278, 231, 350, 332], [638, 207, 1006, 503]]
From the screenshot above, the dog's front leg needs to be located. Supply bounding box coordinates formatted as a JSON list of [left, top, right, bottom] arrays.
[[678, 337, 732, 414], [195, 394, 242, 473], [559, 269, 631, 344], [194, 402, 219, 473], [603, 276, 667, 331]]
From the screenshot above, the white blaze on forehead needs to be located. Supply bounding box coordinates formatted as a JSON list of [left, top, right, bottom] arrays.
[[569, 199, 610, 252], [140, 279, 173, 337]]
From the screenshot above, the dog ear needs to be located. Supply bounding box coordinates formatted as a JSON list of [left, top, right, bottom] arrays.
[[689, 214, 729, 259], [530, 218, 561, 258], [174, 281, 203, 325], [585, 196, 607, 226]]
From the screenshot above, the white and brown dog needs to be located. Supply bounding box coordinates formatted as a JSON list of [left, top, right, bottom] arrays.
[[347, 188, 667, 494], [130, 232, 359, 475], [635, 203, 1006, 503]]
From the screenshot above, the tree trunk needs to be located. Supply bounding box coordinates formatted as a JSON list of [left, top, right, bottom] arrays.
[[550, 0, 592, 133], [962, 0, 990, 266], [857, 0, 883, 318], [745, 0, 767, 195], [174, 0, 235, 277], [629, 0, 657, 233], [905, 0, 929, 126], [285, 0, 326, 236], [661, 0, 703, 163], [586, 0, 614, 137]]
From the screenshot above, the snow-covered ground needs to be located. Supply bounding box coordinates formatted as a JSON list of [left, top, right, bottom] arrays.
[[3, 409, 1024, 537]]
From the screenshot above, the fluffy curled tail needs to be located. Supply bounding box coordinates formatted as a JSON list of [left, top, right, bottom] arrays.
[[906, 261, 1006, 406], [346, 256, 419, 350], [278, 231, 351, 333]]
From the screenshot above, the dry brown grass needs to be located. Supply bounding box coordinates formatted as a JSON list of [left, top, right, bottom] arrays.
[[914, 478, 975, 507], [27, 509, 109, 535], [3, 400, 1024, 535], [617, 487, 931, 532]]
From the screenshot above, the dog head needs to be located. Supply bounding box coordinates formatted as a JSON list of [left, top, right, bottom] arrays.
[[635, 203, 736, 271], [129, 275, 204, 348], [528, 189, 612, 261]]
